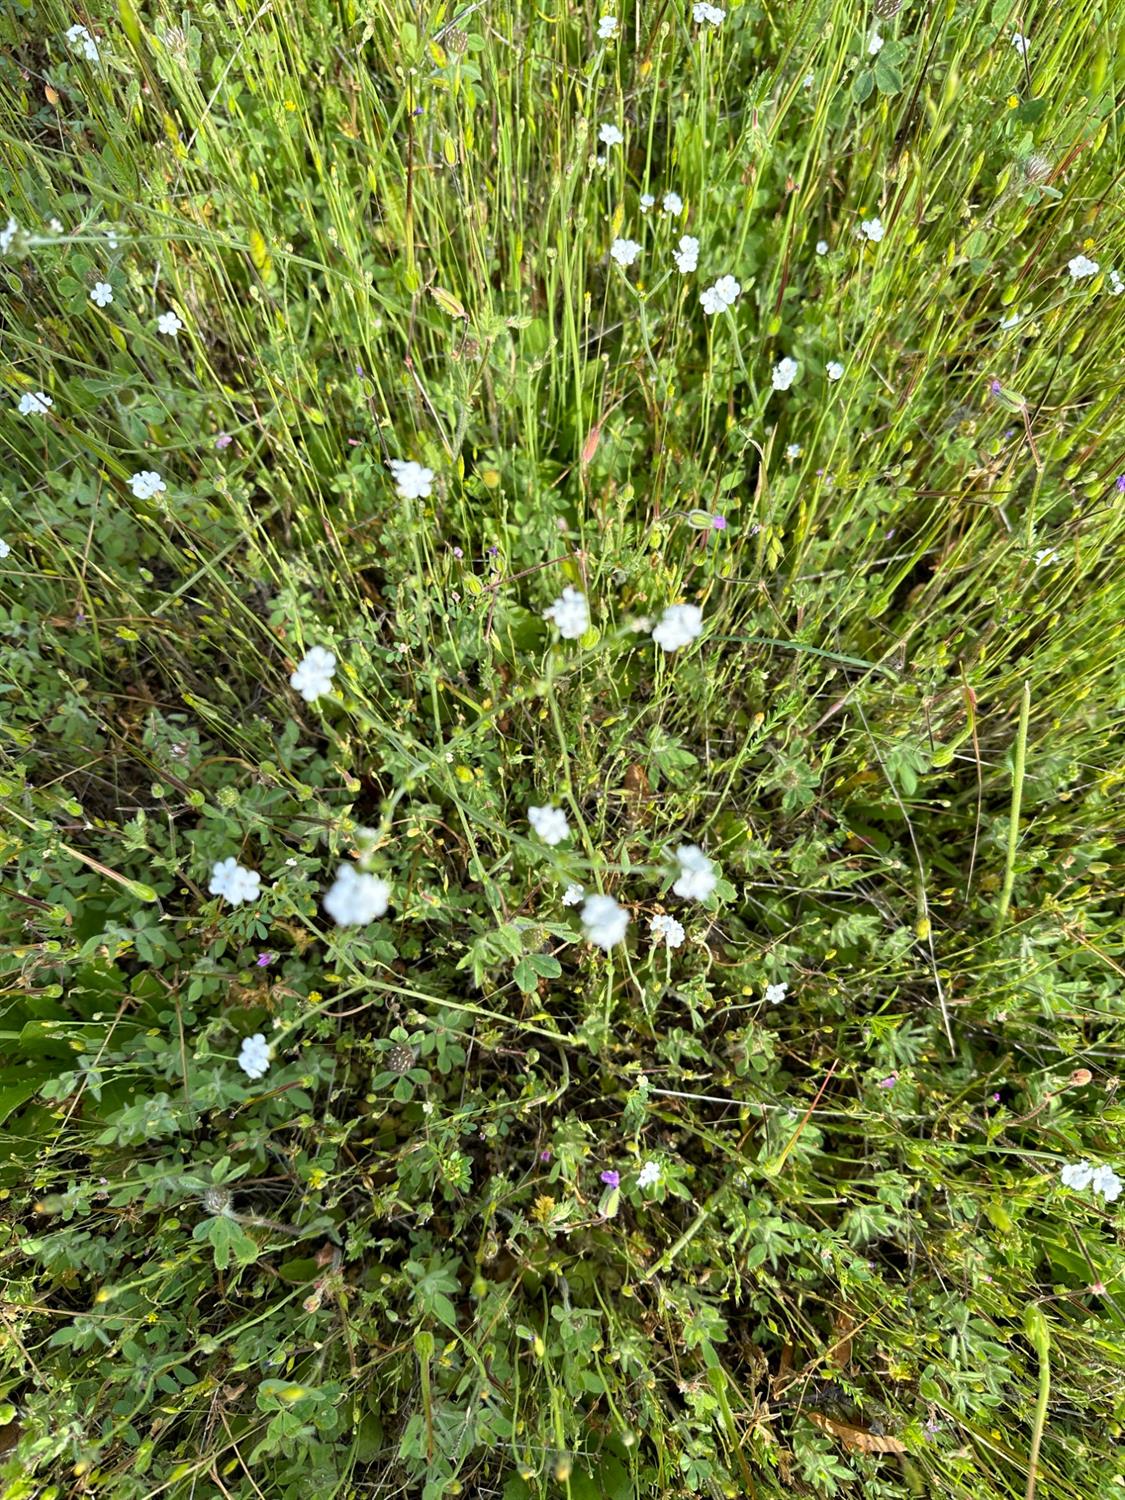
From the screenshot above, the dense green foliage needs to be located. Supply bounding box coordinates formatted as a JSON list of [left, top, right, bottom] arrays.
[[2, 0, 1124, 1495]]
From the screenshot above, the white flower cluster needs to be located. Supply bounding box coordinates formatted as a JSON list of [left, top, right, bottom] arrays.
[[700, 275, 740, 315], [129, 470, 166, 499], [673, 235, 699, 273], [290, 645, 336, 703], [209, 857, 261, 905], [610, 237, 642, 268], [671, 843, 716, 900], [1060, 1160, 1121, 1202], [1067, 254, 1098, 281], [651, 603, 703, 652], [387, 458, 434, 499], [543, 585, 589, 639], [238, 1033, 271, 1080], [772, 356, 799, 391], [66, 22, 100, 60], [581, 893, 630, 950], [17, 391, 52, 416], [529, 805, 570, 846], [323, 864, 391, 926], [597, 13, 618, 38], [692, 2, 725, 25], [649, 913, 685, 949]]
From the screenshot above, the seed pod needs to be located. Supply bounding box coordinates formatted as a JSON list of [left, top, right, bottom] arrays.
[[386, 1042, 416, 1075]]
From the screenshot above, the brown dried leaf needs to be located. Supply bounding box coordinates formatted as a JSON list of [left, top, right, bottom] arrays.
[[808, 1412, 906, 1454]]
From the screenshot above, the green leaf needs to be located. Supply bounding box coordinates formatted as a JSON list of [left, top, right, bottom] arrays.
[[851, 68, 874, 104], [874, 56, 904, 95]]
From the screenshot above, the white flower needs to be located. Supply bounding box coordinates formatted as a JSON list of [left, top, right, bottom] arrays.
[[636, 1159, 661, 1189], [1059, 1159, 1121, 1200], [0, 539, 10, 559], [597, 13, 619, 37], [48, 217, 64, 233], [1060, 1161, 1094, 1191], [610, 237, 642, 268], [599, 122, 624, 148], [786, 443, 802, 458], [662, 191, 683, 216], [651, 603, 703, 652], [649, 913, 685, 949], [699, 274, 740, 315], [238, 1033, 271, 1080], [0, 217, 18, 254], [66, 22, 100, 60], [1092, 1164, 1123, 1202], [772, 357, 799, 391], [1067, 254, 1098, 281], [90, 282, 113, 307], [1109, 269, 1123, 295], [157, 310, 183, 335], [129, 470, 166, 500], [802, 71, 814, 88], [826, 360, 844, 382], [543, 585, 589, 639], [1011, 31, 1029, 56], [672, 844, 716, 901], [692, 1, 725, 24], [1034, 548, 1060, 567], [290, 645, 337, 702], [815, 239, 828, 255], [581, 893, 630, 949], [387, 458, 435, 499], [673, 235, 699, 273], [323, 863, 390, 925], [868, 29, 884, 53], [639, 193, 655, 212], [17, 391, 52, 416], [562, 882, 585, 906], [209, 857, 262, 906], [859, 217, 885, 242], [764, 981, 788, 1005], [999, 311, 1020, 329], [529, 805, 570, 846]]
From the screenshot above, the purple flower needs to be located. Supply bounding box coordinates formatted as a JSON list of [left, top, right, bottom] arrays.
[[1116, 474, 1125, 493], [989, 379, 1002, 395], [711, 514, 727, 531], [877, 1073, 897, 1089], [215, 432, 232, 449], [256, 951, 274, 967], [539, 1149, 551, 1162], [599, 1170, 620, 1188], [452, 546, 463, 559]]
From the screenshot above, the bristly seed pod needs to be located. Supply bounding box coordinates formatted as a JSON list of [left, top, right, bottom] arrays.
[[386, 1042, 416, 1075], [1021, 153, 1052, 183], [873, 0, 904, 16]]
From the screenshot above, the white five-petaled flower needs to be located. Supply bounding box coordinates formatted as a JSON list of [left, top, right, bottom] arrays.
[[649, 913, 685, 949], [1011, 31, 1029, 56], [826, 360, 844, 382], [238, 1033, 271, 1080], [1000, 311, 1021, 329], [157, 309, 183, 335], [673, 235, 699, 273], [1067, 254, 1099, 281], [640, 193, 655, 212], [387, 458, 435, 499], [636, 1159, 661, 1189], [859, 217, 885, 243], [651, 602, 703, 652], [868, 29, 884, 54], [611, 237, 642, 268], [17, 391, 52, 415], [89, 282, 113, 307], [581, 893, 630, 950], [209, 856, 262, 906], [66, 22, 100, 60], [129, 470, 166, 500], [597, 13, 618, 38], [599, 122, 624, 148], [1109, 269, 1123, 295], [543, 585, 589, 639], [692, 2, 725, 24], [528, 805, 570, 846], [815, 239, 829, 255], [290, 645, 337, 702], [1060, 1160, 1122, 1202], [0, 539, 10, 559], [323, 863, 390, 926], [772, 357, 799, 391], [562, 882, 585, 907], [786, 443, 802, 458], [699, 274, 740, 315], [672, 844, 716, 901], [764, 981, 788, 1005], [1034, 548, 1060, 567], [662, 191, 683, 216]]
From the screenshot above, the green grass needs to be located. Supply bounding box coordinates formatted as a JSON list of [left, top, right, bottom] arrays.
[[2, 0, 1125, 1495]]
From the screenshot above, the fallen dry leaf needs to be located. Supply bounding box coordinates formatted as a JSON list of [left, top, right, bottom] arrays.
[[808, 1412, 906, 1455]]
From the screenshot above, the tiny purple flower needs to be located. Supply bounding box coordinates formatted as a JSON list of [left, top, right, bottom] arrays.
[[989, 378, 1002, 395], [711, 514, 727, 531], [1116, 475, 1125, 493], [488, 545, 499, 557], [599, 1170, 620, 1188], [215, 432, 232, 449], [877, 1073, 897, 1089], [539, 1149, 552, 1162], [256, 951, 274, 967], [452, 546, 464, 559]]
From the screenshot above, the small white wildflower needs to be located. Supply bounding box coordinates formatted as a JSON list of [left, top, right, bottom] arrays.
[[599, 122, 624, 148], [699, 274, 740, 315], [636, 1159, 661, 1189], [48, 217, 64, 233], [1091, 1164, 1123, 1202], [859, 217, 885, 243], [651, 602, 703, 652], [323, 864, 390, 926], [1034, 548, 1060, 567], [290, 645, 337, 702], [673, 235, 699, 273], [692, 2, 725, 25], [1109, 269, 1123, 295], [0, 539, 10, 559], [157, 309, 183, 336], [649, 913, 685, 949], [1067, 254, 1099, 281], [802, 71, 815, 89], [17, 391, 52, 416], [66, 22, 100, 61], [105, 227, 119, 249], [543, 585, 589, 639], [89, 281, 114, 308], [786, 443, 803, 459], [999, 311, 1021, 329], [597, 13, 619, 38], [868, 29, 884, 54], [639, 193, 655, 212], [581, 893, 630, 950], [237, 1033, 271, 1080], [772, 357, 800, 391], [826, 360, 844, 382], [129, 470, 166, 500], [1011, 31, 1029, 56], [529, 805, 570, 846], [672, 844, 716, 901], [815, 239, 829, 255], [610, 237, 642, 268], [0, 217, 18, 254], [562, 882, 585, 907], [1060, 1161, 1094, 1191], [662, 191, 683, 216], [764, 981, 788, 1005], [209, 857, 262, 906], [387, 458, 434, 499]]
